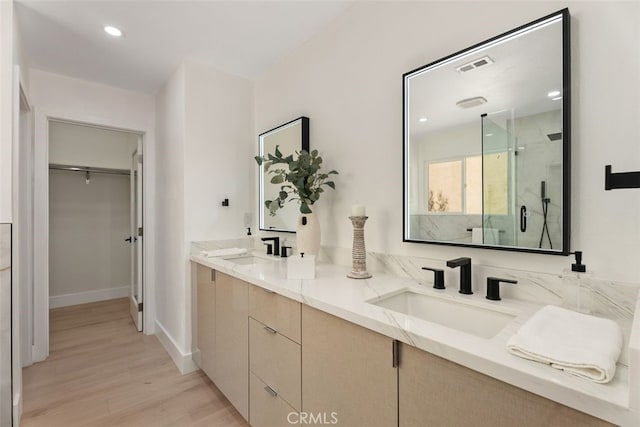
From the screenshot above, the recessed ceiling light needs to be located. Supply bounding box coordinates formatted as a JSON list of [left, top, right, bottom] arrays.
[[104, 26, 122, 37], [485, 133, 493, 137], [547, 90, 561, 97], [552, 96, 562, 101], [419, 117, 428, 122]]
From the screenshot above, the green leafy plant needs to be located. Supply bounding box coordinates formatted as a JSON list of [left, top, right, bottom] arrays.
[[255, 146, 338, 215], [428, 189, 449, 212]]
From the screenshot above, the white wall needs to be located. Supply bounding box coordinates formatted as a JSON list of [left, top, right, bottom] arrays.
[[49, 121, 138, 170], [154, 64, 186, 365], [29, 69, 156, 363], [49, 170, 130, 307], [5, 0, 32, 419], [154, 60, 253, 370], [254, 1, 640, 284], [0, 0, 14, 222], [183, 60, 253, 354]]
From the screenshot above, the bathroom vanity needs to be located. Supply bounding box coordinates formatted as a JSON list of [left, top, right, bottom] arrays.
[[190, 247, 638, 426]]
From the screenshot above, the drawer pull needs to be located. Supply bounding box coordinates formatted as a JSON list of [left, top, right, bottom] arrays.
[[262, 288, 276, 294], [264, 385, 278, 397], [263, 325, 277, 334]]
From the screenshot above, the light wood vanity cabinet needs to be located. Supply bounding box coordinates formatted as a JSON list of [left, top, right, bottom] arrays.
[[194, 262, 613, 427], [214, 271, 249, 421], [301, 305, 398, 427], [398, 343, 613, 427], [249, 285, 301, 343], [195, 264, 216, 380], [249, 286, 302, 427]]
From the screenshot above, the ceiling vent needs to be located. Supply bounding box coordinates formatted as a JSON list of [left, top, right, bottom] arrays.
[[456, 56, 494, 73], [547, 132, 562, 141], [456, 96, 488, 109]]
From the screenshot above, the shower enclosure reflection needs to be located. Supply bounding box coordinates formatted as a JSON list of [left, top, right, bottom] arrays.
[[403, 9, 570, 254], [481, 111, 563, 250]]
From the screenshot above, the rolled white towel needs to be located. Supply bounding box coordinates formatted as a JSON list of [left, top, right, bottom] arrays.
[[506, 305, 623, 383], [200, 247, 247, 258]]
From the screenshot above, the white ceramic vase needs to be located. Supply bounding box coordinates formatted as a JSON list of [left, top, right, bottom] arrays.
[[296, 211, 320, 255]]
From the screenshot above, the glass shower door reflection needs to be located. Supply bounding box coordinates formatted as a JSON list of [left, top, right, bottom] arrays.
[[481, 115, 517, 247]]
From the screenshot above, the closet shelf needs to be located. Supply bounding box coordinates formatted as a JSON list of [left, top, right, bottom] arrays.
[[49, 163, 130, 176]]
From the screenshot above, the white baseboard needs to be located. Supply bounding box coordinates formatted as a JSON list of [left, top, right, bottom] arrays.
[[154, 320, 198, 375], [49, 286, 129, 308], [192, 348, 201, 368], [13, 390, 22, 427]]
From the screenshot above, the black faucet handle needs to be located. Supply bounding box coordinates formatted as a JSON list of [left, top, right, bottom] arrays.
[[421, 267, 445, 290], [486, 277, 517, 301], [281, 246, 292, 258], [263, 242, 273, 255], [446, 257, 471, 267], [571, 251, 586, 272]]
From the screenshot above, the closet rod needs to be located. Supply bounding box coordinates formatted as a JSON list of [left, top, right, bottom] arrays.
[[49, 163, 131, 176]]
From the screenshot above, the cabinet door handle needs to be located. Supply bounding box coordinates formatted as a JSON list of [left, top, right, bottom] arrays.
[[392, 339, 400, 368], [264, 385, 278, 397], [263, 325, 277, 334]]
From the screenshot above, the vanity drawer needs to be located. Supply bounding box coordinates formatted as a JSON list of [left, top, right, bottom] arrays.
[[249, 285, 301, 343], [249, 318, 301, 410], [250, 372, 300, 427]]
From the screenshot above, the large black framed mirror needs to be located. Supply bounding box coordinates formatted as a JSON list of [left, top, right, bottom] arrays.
[[258, 116, 310, 232], [403, 9, 570, 255]]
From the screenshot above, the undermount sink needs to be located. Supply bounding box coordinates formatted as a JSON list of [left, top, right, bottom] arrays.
[[224, 255, 275, 265], [368, 287, 518, 339]]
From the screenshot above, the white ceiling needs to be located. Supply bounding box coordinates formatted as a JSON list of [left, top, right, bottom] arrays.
[[407, 15, 564, 137], [16, 0, 353, 94]]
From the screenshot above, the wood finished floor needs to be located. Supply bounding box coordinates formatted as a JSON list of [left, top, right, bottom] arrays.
[[21, 298, 249, 427]]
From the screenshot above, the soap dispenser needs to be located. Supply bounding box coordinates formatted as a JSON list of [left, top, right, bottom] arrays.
[[563, 251, 590, 314]]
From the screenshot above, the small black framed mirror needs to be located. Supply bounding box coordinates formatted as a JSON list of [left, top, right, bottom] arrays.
[[258, 116, 310, 232], [403, 9, 570, 255]]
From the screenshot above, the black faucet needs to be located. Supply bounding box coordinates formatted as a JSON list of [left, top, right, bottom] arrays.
[[486, 277, 517, 301], [261, 237, 280, 256], [446, 257, 472, 295], [421, 267, 445, 290]]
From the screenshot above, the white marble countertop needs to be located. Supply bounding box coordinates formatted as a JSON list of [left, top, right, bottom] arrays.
[[190, 250, 638, 426]]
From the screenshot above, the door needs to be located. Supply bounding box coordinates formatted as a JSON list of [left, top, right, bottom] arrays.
[[481, 114, 517, 246], [398, 343, 612, 426], [128, 138, 143, 331], [301, 305, 398, 427], [214, 272, 249, 420], [196, 264, 216, 379]]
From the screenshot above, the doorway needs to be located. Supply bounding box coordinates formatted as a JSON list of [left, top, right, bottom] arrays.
[[31, 119, 146, 363]]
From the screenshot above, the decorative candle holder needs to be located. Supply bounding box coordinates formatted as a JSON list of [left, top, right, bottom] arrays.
[[347, 216, 372, 279]]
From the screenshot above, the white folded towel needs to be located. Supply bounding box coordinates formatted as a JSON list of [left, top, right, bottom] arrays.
[[506, 305, 623, 383], [200, 247, 247, 258]]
